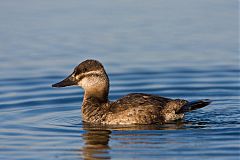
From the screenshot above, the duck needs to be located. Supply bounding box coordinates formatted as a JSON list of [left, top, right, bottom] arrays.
[[52, 59, 211, 125]]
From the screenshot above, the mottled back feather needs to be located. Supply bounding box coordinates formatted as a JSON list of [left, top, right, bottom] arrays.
[[110, 93, 171, 113]]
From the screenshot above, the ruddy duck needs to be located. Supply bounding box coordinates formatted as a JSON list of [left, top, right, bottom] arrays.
[[52, 59, 211, 125]]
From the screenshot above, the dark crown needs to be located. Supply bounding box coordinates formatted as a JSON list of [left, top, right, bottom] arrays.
[[74, 59, 104, 75]]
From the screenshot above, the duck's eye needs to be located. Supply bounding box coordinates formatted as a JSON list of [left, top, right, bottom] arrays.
[[82, 68, 87, 72]]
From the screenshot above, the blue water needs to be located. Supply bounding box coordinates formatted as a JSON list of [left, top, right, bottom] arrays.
[[0, 0, 239, 160]]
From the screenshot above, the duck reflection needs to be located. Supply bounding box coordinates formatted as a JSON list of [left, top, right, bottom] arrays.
[[80, 121, 189, 160], [81, 120, 208, 159], [82, 123, 111, 160]]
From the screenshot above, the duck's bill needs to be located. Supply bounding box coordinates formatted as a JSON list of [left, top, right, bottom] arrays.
[[52, 75, 77, 88]]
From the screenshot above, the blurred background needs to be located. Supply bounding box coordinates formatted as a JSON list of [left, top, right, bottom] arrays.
[[0, 0, 238, 76], [0, 0, 239, 160]]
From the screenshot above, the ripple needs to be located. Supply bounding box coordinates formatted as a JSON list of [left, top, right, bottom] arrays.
[[0, 59, 240, 159], [0, 65, 239, 160]]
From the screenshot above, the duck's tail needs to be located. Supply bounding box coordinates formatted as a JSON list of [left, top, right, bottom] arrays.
[[176, 99, 212, 114]]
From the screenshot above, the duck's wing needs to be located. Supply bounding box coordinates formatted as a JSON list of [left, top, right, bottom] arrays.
[[107, 93, 210, 124], [109, 93, 174, 113]]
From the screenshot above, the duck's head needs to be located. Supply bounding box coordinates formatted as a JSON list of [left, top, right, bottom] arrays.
[[52, 59, 109, 101]]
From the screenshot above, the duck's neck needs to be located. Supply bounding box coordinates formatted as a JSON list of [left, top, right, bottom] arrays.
[[83, 85, 109, 103], [81, 75, 110, 123], [81, 94, 109, 123]]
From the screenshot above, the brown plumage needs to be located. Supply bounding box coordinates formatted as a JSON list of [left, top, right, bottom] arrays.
[[52, 59, 211, 125]]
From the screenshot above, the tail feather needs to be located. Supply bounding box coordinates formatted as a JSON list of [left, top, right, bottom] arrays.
[[176, 99, 212, 114]]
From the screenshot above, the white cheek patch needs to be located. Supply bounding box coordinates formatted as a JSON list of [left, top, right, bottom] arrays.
[[78, 72, 103, 88], [78, 77, 89, 87]]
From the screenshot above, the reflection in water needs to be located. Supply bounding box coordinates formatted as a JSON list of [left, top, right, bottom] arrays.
[[81, 124, 111, 160], [80, 121, 206, 160]]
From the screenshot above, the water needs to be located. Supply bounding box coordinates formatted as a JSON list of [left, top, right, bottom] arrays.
[[0, 0, 239, 160]]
